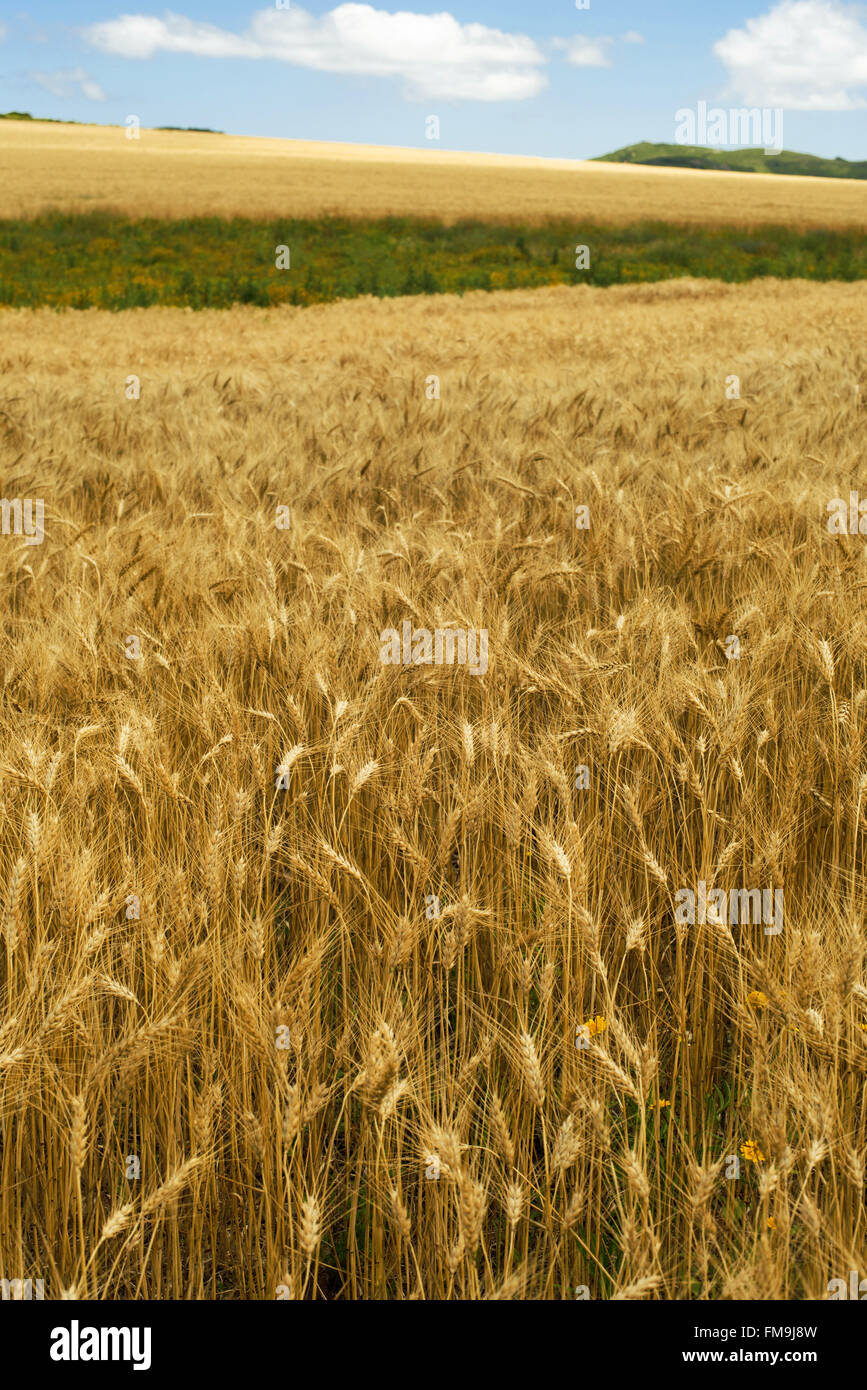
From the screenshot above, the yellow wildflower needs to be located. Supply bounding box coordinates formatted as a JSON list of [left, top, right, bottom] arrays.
[[575, 1016, 607, 1049], [582, 1016, 607, 1037], [740, 1141, 765, 1163]]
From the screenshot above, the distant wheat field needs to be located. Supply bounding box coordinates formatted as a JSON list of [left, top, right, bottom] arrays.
[[3, 119, 866, 226], [1, 278, 866, 1298]]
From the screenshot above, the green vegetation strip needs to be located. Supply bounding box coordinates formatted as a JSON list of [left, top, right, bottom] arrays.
[[1, 213, 864, 309]]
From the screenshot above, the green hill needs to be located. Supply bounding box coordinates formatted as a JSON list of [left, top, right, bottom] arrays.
[[0, 112, 223, 133], [594, 141, 867, 180], [0, 111, 77, 124]]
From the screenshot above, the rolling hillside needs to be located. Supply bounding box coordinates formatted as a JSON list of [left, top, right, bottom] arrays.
[[595, 142, 867, 180], [2, 120, 865, 226]]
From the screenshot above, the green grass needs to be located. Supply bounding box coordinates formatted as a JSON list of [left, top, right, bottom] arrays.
[[0, 212, 864, 310], [595, 141, 867, 180]]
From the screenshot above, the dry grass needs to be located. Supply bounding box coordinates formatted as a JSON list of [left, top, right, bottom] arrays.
[[1, 277, 867, 1299], [3, 119, 866, 226]]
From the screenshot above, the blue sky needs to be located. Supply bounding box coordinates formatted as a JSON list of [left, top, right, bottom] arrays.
[[2, 1, 866, 158]]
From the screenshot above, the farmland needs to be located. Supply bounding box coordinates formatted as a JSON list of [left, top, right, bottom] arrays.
[[1, 278, 866, 1298], [2, 119, 866, 227], [1, 114, 866, 1303]]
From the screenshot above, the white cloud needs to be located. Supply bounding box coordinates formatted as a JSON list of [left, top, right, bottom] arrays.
[[81, 76, 108, 100], [30, 66, 107, 100], [0, 22, 7, 41], [714, 0, 867, 110], [84, 13, 262, 60], [622, 30, 644, 43], [558, 35, 613, 67], [84, 5, 548, 101]]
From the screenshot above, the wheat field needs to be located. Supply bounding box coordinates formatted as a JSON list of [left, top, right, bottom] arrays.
[[0, 277, 866, 1299], [3, 118, 867, 226]]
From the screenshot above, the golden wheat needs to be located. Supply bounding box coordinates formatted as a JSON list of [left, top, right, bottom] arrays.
[[2, 120, 866, 226], [0, 277, 865, 1298]]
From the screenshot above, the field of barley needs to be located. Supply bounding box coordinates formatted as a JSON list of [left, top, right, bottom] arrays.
[[3, 124, 864, 321], [1, 276, 866, 1299], [3, 119, 867, 226]]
